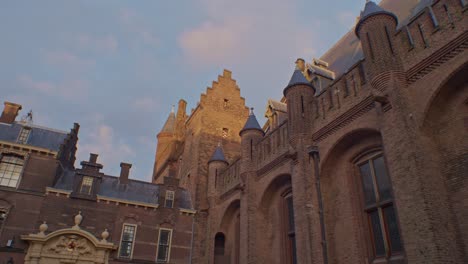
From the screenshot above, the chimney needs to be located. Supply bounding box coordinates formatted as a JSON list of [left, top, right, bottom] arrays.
[[0, 102, 22, 124], [119, 162, 132, 184], [177, 99, 187, 118], [89, 153, 98, 163]]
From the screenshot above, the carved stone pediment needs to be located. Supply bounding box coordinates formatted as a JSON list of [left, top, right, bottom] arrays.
[[44, 234, 95, 256]]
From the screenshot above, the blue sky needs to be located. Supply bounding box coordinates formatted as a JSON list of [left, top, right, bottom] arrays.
[[1, 0, 365, 181]]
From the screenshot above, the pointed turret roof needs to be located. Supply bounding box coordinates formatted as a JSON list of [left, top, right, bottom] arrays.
[[355, 1, 398, 37], [209, 144, 228, 164], [240, 108, 264, 135], [283, 60, 315, 96], [159, 107, 176, 134]]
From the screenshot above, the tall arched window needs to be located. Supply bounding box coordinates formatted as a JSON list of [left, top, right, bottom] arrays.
[[282, 191, 297, 264], [357, 153, 403, 259], [214, 232, 226, 264], [0, 154, 24, 188]]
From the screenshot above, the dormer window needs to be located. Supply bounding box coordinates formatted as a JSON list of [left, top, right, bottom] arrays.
[[80, 176, 93, 194], [17, 127, 31, 144], [164, 190, 174, 208]]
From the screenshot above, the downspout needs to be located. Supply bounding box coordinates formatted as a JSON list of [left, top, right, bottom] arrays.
[[308, 146, 328, 264], [189, 213, 195, 264]]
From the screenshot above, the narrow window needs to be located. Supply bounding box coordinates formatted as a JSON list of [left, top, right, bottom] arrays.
[[283, 193, 297, 264], [119, 224, 137, 259], [0, 209, 8, 235], [358, 63, 367, 85], [80, 176, 93, 194], [358, 154, 403, 258], [300, 96, 305, 116], [366, 33, 375, 60], [156, 229, 173, 263], [0, 155, 24, 188], [343, 79, 349, 97], [165, 190, 175, 208], [444, 4, 454, 28], [250, 139, 253, 160], [223, 98, 229, 108], [428, 7, 439, 28], [17, 127, 31, 144], [214, 232, 226, 262], [418, 24, 429, 48], [384, 26, 394, 55], [328, 89, 334, 109], [405, 26, 415, 49]]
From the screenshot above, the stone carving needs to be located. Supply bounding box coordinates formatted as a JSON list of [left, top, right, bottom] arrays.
[[45, 235, 95, 256], [73, 211, 83, 229], [101, 229, 109, 242], [38, 221, 48, 236]]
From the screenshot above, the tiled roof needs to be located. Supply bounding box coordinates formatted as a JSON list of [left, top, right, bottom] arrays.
[[0, 122, 68, 152], [355, 1, 398, 37], [53, 170, 194, 210]]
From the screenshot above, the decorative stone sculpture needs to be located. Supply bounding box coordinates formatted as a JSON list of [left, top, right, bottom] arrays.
[[38, 221, 48, 236], [73, 211, 83, 229], [101, 229, 109, 242]]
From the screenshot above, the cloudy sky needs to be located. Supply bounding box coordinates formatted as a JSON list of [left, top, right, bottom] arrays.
[[1, 0, 365, 181]]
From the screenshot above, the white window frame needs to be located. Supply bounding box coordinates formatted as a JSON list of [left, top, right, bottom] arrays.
[[16, 127, 31, 144], [156, 228, 173, 263], [0, 154, 24, 188], [118, 223, 137, 259], [80, 176, 93, 194], [164, 190, 174, 208]]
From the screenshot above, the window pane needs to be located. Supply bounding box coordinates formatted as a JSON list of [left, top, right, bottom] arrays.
[[383, 206, 403, 253], [369, 210, 386, 257], [160, 230, 170, 245], [120, 241, 132, 257], [373, 157, 392, 201], [157, 245, 168, 261], [359, 162, 376, 206]]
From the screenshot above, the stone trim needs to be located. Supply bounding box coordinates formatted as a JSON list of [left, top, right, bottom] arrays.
[[0, 140, 57, 157], [179, 208, 196, 215]]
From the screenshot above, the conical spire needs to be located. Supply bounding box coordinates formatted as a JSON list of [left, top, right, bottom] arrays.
[[355, 1, 397, 37], [283, 59, 315, 96], [160, 106, 176, 134], [240, 108, 263, 135], [209, 144, 228, 164]]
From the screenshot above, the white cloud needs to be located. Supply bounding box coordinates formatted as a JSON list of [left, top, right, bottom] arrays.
[[77, 124, 136, 175], [178, 0, 320, 68], [17, 74, 89, 99], [76, 34, 118, 53], [132, 97, 160, 112], [44, 50, 96, 70]]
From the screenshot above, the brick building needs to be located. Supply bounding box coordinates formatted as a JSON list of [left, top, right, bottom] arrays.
[[0, 102, 195, 263], [152, 0, 468, 263]]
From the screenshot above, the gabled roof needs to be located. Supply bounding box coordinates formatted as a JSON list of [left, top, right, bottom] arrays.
[[355, 1, 398, 37], [267, 99, 287, 113], [240, 110, 264, 135], [209, 145, 228, 164], [0, 122, 68, 152], [283, 67, 315, 96]]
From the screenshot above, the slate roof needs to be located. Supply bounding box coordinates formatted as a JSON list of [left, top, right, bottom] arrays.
[[0, 122, 68, 152], [209, 145, 227, 163], [240, 112, 263, 135], [53, 170, 194, 210], [355, 1, 398, 37], [286, 69, 313, 89], [320, 0, 422, 78]]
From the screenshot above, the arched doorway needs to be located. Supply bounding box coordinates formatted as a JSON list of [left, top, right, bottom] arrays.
[[215, 200, 240, 264]]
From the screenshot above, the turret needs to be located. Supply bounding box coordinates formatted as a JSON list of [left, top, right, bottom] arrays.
[[152, 107, 176, 177], [207, 144, 229, 196], [355, 1, 402, 83], [239, 109, 264, 174], [283, 59, 316, 140]]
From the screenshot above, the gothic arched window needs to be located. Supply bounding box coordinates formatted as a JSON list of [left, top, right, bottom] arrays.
[[282, 190, 297, 264]]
